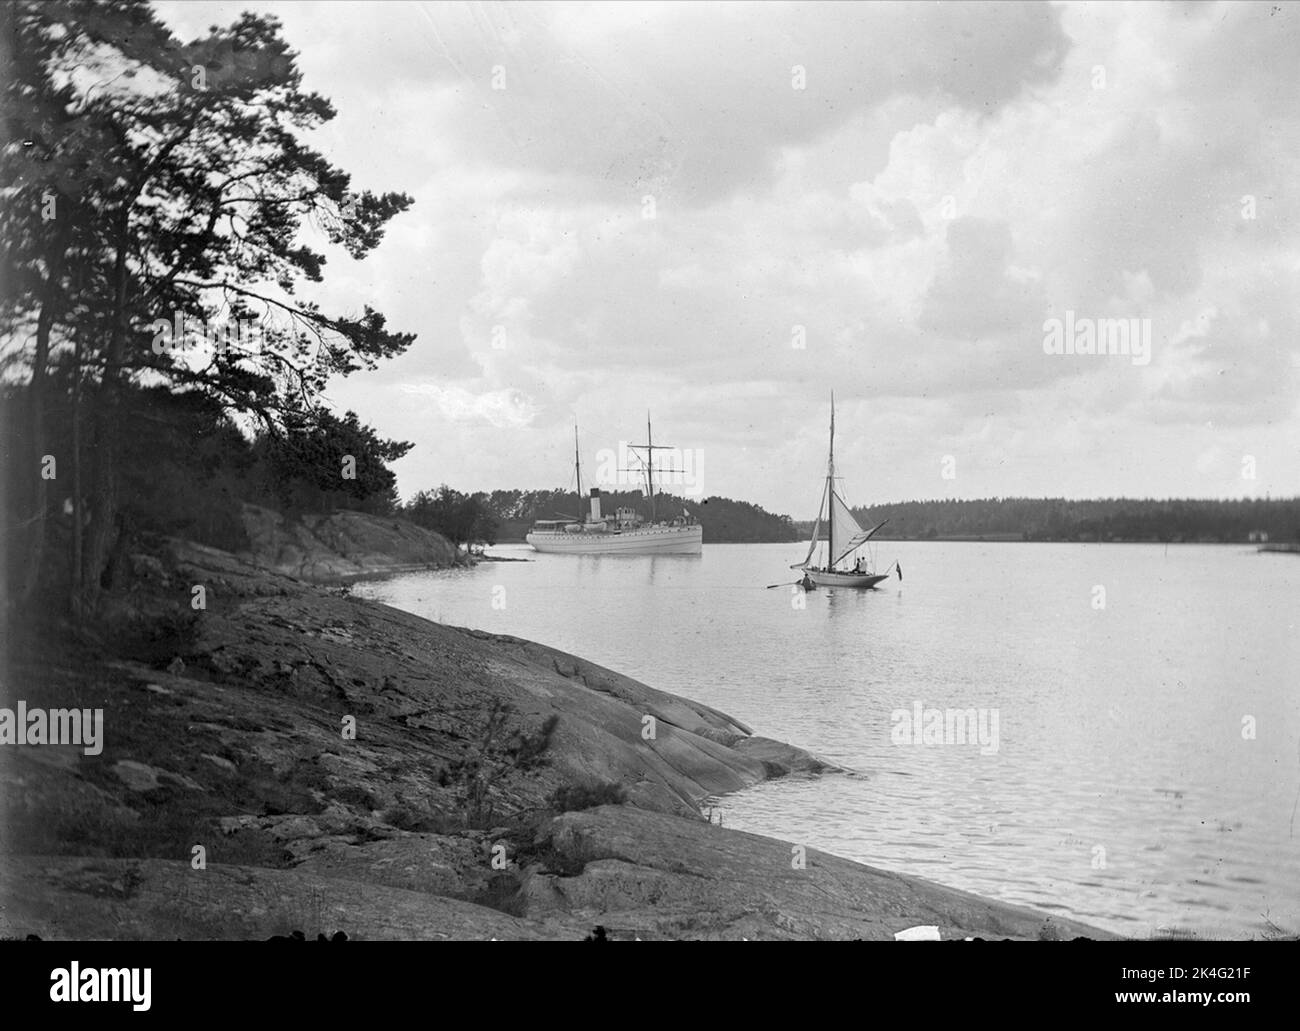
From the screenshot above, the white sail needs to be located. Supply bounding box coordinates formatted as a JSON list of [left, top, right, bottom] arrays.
[[830, 491, 887, 566], [791, 513, 822, 569], [791, 480, 828, 569]]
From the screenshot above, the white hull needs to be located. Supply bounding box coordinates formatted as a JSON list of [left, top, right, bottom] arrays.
[[807, 568, 889, 589], [526, 524, 702, 555]]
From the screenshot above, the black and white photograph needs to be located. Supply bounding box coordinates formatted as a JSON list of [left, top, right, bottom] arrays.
[[1, 0, 1296, 1000]]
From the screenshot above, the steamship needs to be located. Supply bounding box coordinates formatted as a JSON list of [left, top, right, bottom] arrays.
[[525, 417, 703, 555]]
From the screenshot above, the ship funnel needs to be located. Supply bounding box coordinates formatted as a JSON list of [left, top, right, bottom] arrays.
[[589, 488, 602, 521]]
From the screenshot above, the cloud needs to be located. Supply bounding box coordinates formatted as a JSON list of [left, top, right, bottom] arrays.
[[399, 382, 538, 428], [151, 0, 1300, 510], [377, 1, 1070, 205]]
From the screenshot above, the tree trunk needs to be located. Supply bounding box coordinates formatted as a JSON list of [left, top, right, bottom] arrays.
[[77, 225, 129, 613], [69, 329, 84, 618], [17, 291, 55, 604], [80, 386, 121, 609], [16, 215, 70, 611]]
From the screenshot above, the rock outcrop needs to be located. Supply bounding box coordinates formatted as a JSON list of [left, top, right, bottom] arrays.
[[237, 503, 458, 581], [518, 807, 1103, 940], [0, 856, 585, 941], [1, 535, 1116, 940]]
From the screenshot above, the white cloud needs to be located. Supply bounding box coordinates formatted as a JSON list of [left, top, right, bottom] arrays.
[[153, 0, 1300, 512], [399, 382, 538, 429]]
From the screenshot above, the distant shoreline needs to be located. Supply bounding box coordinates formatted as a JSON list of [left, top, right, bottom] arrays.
[[491, 536, 1293, 546]]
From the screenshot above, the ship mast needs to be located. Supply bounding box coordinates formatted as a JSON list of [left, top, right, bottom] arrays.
[[647, 412, 655, 521], [827, 393, 835, 571], [629, 411, 675, 523], [574, 423, 583, 523]]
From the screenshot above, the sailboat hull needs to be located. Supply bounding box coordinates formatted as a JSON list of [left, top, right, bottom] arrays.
[[807, 569, 889, 589]]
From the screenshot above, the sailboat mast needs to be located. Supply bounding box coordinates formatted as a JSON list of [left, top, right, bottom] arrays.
[[574, 424, 583, 522], [827, 394, 835, 571]]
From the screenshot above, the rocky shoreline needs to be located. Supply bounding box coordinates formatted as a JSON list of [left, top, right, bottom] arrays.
[[236, 504, 463, 582], [2, 533, 1114, 940]]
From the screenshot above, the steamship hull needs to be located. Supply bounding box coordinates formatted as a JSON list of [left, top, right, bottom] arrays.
[[525, 524, 702, 555]]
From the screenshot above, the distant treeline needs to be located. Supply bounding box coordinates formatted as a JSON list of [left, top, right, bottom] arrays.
[[815, 497, 1300, 543], [470, 491, 1300, 546], [482, 489, 799, 543]]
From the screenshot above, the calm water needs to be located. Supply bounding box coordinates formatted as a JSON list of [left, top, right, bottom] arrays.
[[355, 541, 1300, 938]]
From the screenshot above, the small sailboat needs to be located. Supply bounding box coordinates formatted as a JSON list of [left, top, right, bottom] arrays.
[[790, 396, 897, 588]]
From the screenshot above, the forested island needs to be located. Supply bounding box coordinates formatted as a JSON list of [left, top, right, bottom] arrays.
[[838, 497, 1300, 544], [403, 487, 1299, 547]]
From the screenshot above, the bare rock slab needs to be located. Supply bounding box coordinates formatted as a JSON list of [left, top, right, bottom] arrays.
[[522, 806, 1117, 941], [0, 855, 584, 941]]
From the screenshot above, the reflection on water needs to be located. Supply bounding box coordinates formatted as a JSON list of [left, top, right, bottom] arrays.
[[356, 541, 1300, 939]]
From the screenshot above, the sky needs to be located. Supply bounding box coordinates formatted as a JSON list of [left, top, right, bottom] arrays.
[[153, 1, 1300, 517]]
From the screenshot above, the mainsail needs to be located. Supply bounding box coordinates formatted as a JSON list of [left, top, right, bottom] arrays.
[[792, 482, 887, 570], [829, 491, 887, 566]]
